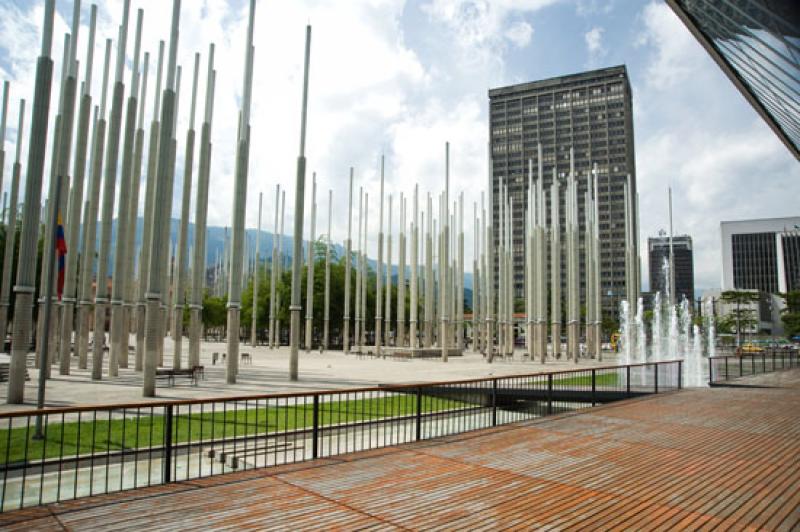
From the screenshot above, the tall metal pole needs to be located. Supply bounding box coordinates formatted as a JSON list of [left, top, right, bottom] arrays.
[[274, 191, 285, 345], [35, 175, 62, 435], [342, 170, 353, 353], [251, 191, 262, 346], [550, 173, 561, 360], [441, 143, 449, 362], [173, 52, 200, 365], [268, 185, 279, 348], [361, 193, 368, 348], [424, 193, 433, 347], [354, 187, 363, 351], [7, 0, 56, 403], [143, 0, 181, 396], [94, 1, 131, 379], [385, 194, 393, 346], [0, 82, 8, 222], [0, 97, 24, 345], [305, 174, 317, 351], [410, 185, 418, 349], [375, 157, 385, 356], [110, 7, 142, 375], [123, 49, 149, 366], [397, 195, 406, 347], [289, 25, 312, 381], [323, 189, 332, 350], [668, 186, 675, 306], [58, 6, 97, 375], [136, 40, 165, 371], [226, 0, 256, 384]]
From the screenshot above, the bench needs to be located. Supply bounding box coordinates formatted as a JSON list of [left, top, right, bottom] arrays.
[[155, 368, 197, 386], [193, 365, 205, 380], [241, 352, 252, 364]]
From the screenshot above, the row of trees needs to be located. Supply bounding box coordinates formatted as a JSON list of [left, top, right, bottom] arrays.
[[202, 240, 457, 344]]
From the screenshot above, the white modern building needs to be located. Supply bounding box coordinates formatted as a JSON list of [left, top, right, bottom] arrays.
[[721, 217, 800, 293]]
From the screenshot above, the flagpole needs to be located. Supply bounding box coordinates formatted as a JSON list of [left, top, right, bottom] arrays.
[[35, 174, 63, 439]]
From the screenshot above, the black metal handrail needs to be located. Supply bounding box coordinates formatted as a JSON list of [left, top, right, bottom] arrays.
[[708, 348, 798, 385], [0, 360, 682, 512]]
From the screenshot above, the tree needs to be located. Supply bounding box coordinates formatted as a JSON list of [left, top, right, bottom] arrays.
[[720, 290, 760, 347], [780, 291, 800, 340]]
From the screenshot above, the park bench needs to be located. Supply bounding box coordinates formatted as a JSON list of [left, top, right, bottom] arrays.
[[155, 368, 197, 386], [0, 362, 30, 382], [241, 352, 252, 364]]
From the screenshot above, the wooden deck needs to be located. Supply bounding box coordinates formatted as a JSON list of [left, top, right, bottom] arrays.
[[3, 370, 799, 530]]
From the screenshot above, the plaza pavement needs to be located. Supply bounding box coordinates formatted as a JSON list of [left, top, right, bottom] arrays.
[[0, 336, 622, 411]]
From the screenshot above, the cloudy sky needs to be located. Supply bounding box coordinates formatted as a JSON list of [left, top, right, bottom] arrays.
[[0, 0, 798, 293]]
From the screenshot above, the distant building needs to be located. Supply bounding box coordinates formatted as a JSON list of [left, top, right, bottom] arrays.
[[666, 0, 800, 161], [488, 65, 639, 317], [648, 232, 694, 302], [721, 217, 800, 293], [702, 289, 780, 336]]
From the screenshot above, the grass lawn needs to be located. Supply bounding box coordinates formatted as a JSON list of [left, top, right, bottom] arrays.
[[0, 395, 463, 465], [551, 372, 620, 387]]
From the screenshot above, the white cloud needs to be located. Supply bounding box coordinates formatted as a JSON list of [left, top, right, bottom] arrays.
[[505, 20, 533, 48], [584, 26, 606, 65]]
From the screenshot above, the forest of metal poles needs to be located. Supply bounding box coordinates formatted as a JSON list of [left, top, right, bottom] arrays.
[[1, 0, 633, 406]]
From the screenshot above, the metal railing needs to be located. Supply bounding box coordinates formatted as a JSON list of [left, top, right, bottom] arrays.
[[0, 360, 682, 512], [709, 348, 798, 385]]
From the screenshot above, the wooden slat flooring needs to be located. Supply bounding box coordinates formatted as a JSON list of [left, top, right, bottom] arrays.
[[2, 369, 799, 530]]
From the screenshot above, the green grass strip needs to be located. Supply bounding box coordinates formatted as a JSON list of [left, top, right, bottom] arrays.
[[0, 394, 465, 465]]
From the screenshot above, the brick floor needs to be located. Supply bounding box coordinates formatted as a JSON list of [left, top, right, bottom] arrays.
[[2, 370, 799, 530]]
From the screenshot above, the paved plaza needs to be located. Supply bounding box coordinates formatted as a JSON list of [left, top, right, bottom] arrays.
[[0, 337, 622, 412]]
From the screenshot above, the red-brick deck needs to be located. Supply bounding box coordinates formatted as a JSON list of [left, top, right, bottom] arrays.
[[3, 370, 799, 530]]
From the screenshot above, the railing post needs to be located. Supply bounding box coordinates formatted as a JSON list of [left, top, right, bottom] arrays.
[[706, 358, 710, 386], [312, 394, 319, 459], [591, 369, 596, 406], [415, 387, 422, 441], [654, 364, 659, 394], [725, 356, 729, 380], [762, 353, 766, 373], [752, 355, 755, 375], [492, 379, 498, 427], [626, 366, 631, 398], [679, 360, 683, 389], [164, 405, 174, 484], [739, 356, 743, 377], [547, 374, 553, 415]]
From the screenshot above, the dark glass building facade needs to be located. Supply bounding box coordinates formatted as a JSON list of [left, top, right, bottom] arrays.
[[721, 217, 800, 293], [488, 65, 639, 317], [667, 0, 800, 161], [649, 234, 695, 302]]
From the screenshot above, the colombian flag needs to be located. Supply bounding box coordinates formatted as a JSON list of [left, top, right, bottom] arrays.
[[56, 212, 67, 300]]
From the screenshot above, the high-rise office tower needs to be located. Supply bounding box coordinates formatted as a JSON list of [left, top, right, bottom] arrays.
[[649, 232, 695, 302], [721, 217, 800, 293], [488, 65, 639, 317]]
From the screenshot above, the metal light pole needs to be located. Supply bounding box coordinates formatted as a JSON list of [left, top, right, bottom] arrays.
[[343, 171, 353, 353], [225, 0, 256, 384], [35, 174, 63, 436], [289, 25, 312, 381], [143, 0, 181, 396], [323, 189, 332, 350], [173, 52, 201, 365], [251, 191, 262, 347], [7, 0, 56, 404]]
